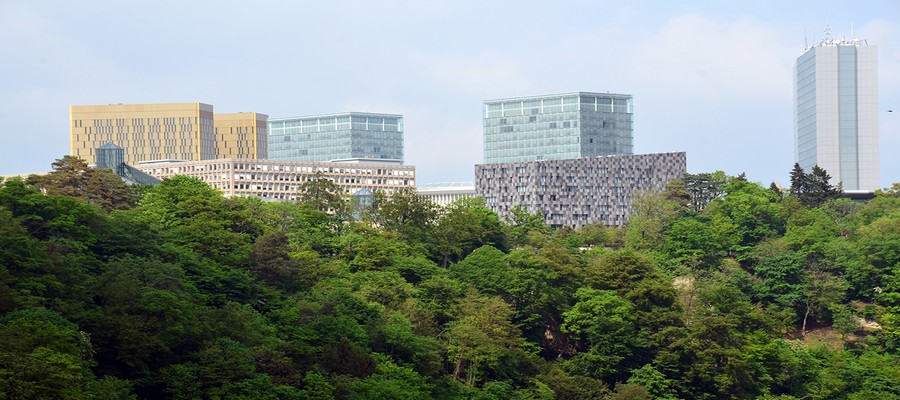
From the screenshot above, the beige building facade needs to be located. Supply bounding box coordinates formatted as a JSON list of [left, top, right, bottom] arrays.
[[70, 103, 216, 165], [214, 112, 268, 159], [135, 158, 416, 201]]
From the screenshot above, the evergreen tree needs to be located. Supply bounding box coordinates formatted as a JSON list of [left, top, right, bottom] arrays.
[[789, 163, 842, 207], [29, 155, 136, 211]]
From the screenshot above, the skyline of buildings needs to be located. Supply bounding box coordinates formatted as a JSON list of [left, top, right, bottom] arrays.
[[794, 30, 879, 191], [58, 34, 887, 227], [267, 112, 404, 164], [483, 92, 634, 165]]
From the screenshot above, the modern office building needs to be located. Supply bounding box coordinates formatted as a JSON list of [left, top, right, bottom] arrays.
[[214, 112, 268, 159], [794, 29, 879, 191], [483, 92, 633, 164], [476, 152, 686, 228], [135, 158, 415, 201], [70, 103, 216, 165], [416, 182, 476, 207], [268, 112, 404, 164]]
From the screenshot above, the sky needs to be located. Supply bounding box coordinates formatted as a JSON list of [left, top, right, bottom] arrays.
[[2, 0, 899, 188]]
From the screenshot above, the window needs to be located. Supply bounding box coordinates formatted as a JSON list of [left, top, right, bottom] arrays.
[[528, 116, 537, 122]]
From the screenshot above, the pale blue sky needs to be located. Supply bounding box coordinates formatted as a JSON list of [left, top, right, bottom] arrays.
[[2, 1, 899, 188]]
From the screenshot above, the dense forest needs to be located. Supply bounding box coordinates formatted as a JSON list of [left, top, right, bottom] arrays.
[[1, 156, 900, 399]]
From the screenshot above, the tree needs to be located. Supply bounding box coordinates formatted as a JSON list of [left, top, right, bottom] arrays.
[[682, 171, 730, 212], [800, 263, 848, 336], [297, 172, 348, 215], [506, 206, 551, 247], [623, 191, 679, 251], [250, 230, 302, 289], [29, 155, 137, 211], [789, 163, 809, 199], [789, 163, 841, 207], [0, 308, 117, 399], [435, 198, 506, 266], [447, 292, 522, 386], [562, 288, 638, 380], [370, 188, 438, 250], [704, 178, 785, 258]]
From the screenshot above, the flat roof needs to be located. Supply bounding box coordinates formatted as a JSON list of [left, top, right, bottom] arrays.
[[269, 111, 402, 122], [484, 91, 632, 103]]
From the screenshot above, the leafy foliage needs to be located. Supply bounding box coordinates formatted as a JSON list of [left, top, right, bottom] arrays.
[[1, 162, 899, 399]]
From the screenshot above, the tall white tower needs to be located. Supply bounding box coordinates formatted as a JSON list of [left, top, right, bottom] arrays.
[[794, 28, 879, 191]]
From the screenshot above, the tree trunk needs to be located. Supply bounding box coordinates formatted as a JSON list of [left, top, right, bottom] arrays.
[[802, 300, 811, 337], [453, 358, 463, 381]]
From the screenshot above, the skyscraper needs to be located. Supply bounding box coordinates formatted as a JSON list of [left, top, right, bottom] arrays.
[[267, 112, 404, 164], [794, 29, 879, 191], [483, 92, 633, 164]]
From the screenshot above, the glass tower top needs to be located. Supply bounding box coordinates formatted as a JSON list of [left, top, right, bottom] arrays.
[[483, 92, 633, 164], [268, 112, 404, 163]]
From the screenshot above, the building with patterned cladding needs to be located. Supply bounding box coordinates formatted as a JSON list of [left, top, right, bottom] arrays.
[[214, 112, 268, 159], [475, 152, 686, 228], [70, 103, 216, 165]]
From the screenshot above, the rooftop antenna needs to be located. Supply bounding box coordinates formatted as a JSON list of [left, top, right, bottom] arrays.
[[804, 28, 808, 49], [824, 25, 833, 43]]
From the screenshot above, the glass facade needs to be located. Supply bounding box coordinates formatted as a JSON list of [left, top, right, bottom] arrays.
[[483, 92, 633, 164], [793, 38, 879, 191], [95, 142, 125, 175], [267, 112, 404, 163]]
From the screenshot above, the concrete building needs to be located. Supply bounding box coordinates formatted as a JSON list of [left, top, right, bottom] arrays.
[[416, 182, 476, 207], [70, 103, 216, 165], [135, 158, 415, 201], [483, 92, 633, 164], [214, 112, 268, 159], [268, 112, 404, 164], [475, 152, 686, 228], [794, 28, 879, 191]]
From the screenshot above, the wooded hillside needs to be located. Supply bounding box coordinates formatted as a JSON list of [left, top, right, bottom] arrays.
[[1, 158, 899, 399]]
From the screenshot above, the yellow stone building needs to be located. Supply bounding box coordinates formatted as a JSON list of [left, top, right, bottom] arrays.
[[213, 112, 267, 159], [70, 103, 216, 165]]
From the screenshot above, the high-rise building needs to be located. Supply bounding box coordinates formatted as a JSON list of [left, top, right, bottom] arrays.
[[214, 112, 268, 159], [70, 103, 216, 165], [483, 92, 633, 164], [794, 29, 879, 191], [268, 112, 404, 164]]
